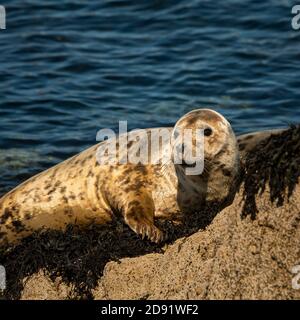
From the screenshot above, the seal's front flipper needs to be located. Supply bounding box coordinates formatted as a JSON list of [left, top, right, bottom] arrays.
[[123, 190, 164, 243]]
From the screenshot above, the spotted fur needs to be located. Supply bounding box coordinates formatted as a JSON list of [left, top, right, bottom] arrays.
[[0, 109, 240, 245]]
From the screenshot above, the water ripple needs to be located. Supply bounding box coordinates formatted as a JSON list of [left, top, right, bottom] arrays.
[[0, 0, 299, 192]]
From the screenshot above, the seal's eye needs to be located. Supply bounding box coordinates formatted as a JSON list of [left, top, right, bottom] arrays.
[[204, 128, 213, 137]]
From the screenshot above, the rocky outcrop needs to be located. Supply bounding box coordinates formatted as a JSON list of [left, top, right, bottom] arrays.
[[20, 182, 300, 300], [2, 126, 300, 300]]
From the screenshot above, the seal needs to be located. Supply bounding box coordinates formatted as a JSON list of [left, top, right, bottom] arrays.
[[0, 109, 240, 246]]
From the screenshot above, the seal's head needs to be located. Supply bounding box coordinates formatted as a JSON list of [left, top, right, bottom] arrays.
[[171, 109, 238, 175]]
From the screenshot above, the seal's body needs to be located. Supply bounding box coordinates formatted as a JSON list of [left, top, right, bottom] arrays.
[[0, 109, 240, 245]]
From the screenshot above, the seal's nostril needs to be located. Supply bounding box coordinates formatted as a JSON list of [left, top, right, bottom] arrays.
[[204, 128, 213, 136]]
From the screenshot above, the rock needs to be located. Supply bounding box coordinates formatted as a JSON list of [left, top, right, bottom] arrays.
[[21, 270, 69, 300], [18, 181, 300, 300], [91, 184, 300, 300], [4, 126, 300, 299]]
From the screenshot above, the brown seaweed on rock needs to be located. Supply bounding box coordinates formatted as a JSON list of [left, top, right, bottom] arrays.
[[0, 221, 163, 300], [242, 125, 300, 219], [1, 125, 300, 300], [0, 201, 224, 300]]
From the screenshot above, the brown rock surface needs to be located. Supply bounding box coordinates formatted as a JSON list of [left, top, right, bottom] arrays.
[[95, 186, 300, 299], [19, 182, 300, 300]]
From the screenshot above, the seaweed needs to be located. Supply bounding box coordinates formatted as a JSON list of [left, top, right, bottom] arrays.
[[2, 125, 300, 300], [0, 221, 162, 300], [242, 125, 300, 219], [0, 202, 223, 300]]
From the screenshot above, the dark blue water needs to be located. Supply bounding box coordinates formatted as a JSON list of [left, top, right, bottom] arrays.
[[0, 0, 300, 194]]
